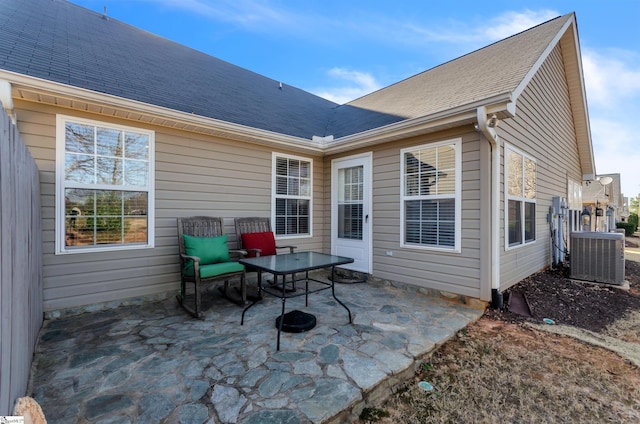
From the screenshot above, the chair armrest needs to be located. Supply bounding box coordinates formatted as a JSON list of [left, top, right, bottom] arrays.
[[180, 253, 200, 264], [180, 254, 201, 274], [276, 245, 297, 254], [244, 248, 262, 257], [228, 249, 248, 260]]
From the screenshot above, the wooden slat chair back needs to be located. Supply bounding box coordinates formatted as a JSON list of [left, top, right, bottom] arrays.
[[234, 217, 296, 254], [234, 217, 297, 290], [177, 216, 246, 318]]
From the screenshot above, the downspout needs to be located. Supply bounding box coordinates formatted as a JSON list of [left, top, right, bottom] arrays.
[[0, 80, 16, 124], [476, 106, 502, 308]]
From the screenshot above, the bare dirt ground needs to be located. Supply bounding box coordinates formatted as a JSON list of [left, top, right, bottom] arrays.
[[359, 236, 640, 423]]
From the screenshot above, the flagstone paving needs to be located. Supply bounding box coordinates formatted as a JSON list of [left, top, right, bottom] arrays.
[[28, 275, 483, 423]]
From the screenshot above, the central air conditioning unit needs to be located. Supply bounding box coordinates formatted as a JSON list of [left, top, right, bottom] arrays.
[[570, 232, 625, 285]]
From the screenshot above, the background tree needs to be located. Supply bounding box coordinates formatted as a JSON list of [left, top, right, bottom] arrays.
[[631, 194, 639, 215]]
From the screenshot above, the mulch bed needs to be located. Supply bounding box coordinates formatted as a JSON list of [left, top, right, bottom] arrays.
[[484, 260, 640, 333]]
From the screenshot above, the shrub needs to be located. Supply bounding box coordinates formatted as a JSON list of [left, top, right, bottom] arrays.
[[616, 222, 636, 236], [629, 213, 638, 232]]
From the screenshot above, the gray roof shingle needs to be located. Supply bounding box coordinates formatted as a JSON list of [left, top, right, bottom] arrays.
[[0, 0, 359, 139], [0, 0, 573, 141], [338, 14, 573, 129]]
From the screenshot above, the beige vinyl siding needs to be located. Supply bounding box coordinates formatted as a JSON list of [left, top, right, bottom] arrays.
[[15, 100, 325, 312], [498, 45, 582, 289], [326, 129, 484, 299]]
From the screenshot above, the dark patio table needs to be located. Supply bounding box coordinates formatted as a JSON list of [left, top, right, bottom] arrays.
[[239, 251, 354, 350]]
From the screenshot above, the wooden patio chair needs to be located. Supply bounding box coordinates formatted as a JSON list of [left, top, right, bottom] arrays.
[[177, 216, 246, 318], [234, 217, 297, 291]]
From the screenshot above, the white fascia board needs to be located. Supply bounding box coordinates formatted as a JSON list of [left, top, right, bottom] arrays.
[[3, 69, 515, 157], [325, 94, 513, 155], [0, 70, 323, 154], [511, 16, 575, 102], [510, 15, 596, 177]]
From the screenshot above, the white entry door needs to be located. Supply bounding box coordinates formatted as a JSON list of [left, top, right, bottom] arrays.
[[331, 153, 372, 273]]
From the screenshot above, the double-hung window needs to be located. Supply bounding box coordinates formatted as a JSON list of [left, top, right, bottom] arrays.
[[505, 145, 536, 248], [56, 116, 154, 254], [272, 153, 312, 237], [400, 139, 461, 251]]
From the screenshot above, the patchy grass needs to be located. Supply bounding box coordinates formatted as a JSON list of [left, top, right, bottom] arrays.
[[359, 407, 390, 422], [604, 310, 640, 344], [357, 258, 640, 423], [371, 320, 640, 423]]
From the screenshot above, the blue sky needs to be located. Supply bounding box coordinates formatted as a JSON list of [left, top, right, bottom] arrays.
[[71, 0, 640, 198]]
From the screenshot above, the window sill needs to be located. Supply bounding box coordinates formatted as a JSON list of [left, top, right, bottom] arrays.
[[56, 243, 154, 255]]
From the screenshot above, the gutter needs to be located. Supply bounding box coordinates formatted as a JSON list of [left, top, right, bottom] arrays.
[[324, 93, 514, 155], [476, 106, 502, 308]]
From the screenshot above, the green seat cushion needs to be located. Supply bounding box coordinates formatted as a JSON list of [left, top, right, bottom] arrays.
[[183, 234, 230, 265], [183, 261, 244, 278]]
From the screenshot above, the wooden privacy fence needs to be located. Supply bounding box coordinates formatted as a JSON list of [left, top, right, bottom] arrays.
[[0, 107, 43, 415]]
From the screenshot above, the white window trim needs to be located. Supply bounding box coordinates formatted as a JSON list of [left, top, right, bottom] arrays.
[[504, 144, 536, 251], [55, 115, 155, 254], [568, 178, 583, 233], [400, 138, 462, 253], [271, 152, 313, 239]]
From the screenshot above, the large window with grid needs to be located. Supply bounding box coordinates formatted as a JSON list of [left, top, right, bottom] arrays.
[[56, 116, 154, 254], [272, 153, 312, 237], [400, 139, 461, 251], [505, 145, 536, 248]]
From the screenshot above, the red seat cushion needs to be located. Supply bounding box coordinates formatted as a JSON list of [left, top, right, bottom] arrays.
[[241, 231, 277, 257]]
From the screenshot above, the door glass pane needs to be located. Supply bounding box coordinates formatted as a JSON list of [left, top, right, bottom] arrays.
[[338, 166, 364, 240]]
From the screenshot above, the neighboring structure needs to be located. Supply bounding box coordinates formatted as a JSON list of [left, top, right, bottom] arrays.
[[0, 0, 597, 313], [582, 173, 624, 231]]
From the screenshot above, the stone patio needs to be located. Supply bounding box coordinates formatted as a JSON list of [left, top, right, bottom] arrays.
[[28, 274, 484, 423]]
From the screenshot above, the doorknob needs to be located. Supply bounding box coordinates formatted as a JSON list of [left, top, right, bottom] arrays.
[[365, 214, 369, 223]]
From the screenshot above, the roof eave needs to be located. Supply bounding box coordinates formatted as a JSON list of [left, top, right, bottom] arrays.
[[1, 70, 324, 155], [3, 69, 517, 156], [323, 94, 514, 155], [509, 13, 596, 179]]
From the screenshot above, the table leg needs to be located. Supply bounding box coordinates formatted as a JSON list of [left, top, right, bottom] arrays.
[[331, 266, 352, 323], [241, 295, 262, 325], [277, 289, 286, 351], [305, 270, 309, 307]]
